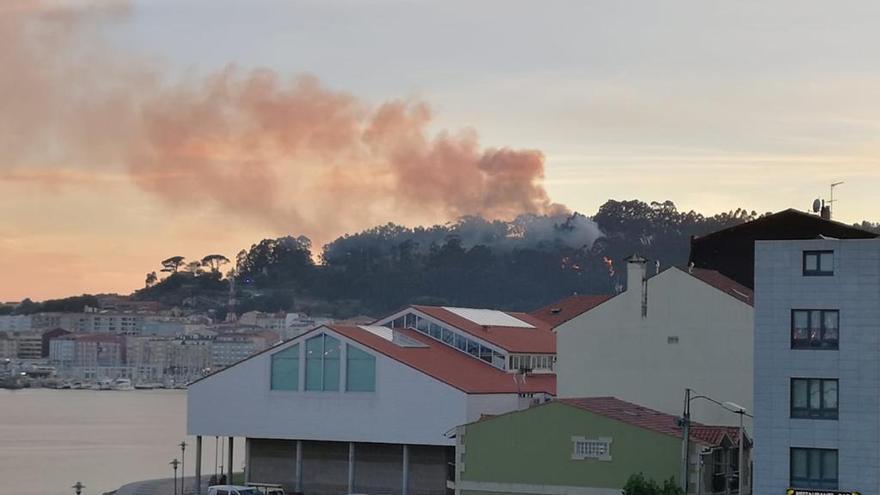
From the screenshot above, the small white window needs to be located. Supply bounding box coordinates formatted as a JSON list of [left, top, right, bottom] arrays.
[[572, 437, 612, 461]]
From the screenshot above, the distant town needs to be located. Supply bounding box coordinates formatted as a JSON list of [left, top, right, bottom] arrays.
[[0, 302, 356, 390]]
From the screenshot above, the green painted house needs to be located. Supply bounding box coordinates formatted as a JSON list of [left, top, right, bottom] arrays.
[[453, 397, 750, 495]]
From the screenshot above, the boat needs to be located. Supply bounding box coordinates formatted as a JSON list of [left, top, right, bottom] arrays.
[[92, 378, 113, 390], [112, 378, 134, 391]]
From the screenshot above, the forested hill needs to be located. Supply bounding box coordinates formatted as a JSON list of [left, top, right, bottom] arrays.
[[124, 199, 877, 318]]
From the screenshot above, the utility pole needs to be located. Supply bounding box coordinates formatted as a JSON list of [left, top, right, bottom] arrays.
[[680, 388, 691, 493], [737, 410, 745, 495], [179, 441, 187, 495]]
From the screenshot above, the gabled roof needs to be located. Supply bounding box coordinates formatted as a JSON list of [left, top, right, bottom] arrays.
[[546, 265, 752, 330], [687, 268, 754, 306], [189, 323, 557, 395], [559, 397, 743, 447], [529, 295, 613, 328], [407, 305, 556, 354], [328, 324, 556, 395]]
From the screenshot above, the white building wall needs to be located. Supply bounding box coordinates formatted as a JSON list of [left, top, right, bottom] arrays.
[[754, 239, 880, 494], [188, 329, 469, 446], [556, 265, 754, 427]]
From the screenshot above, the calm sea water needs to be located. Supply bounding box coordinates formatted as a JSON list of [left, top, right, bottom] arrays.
[[0, 389, 243, 495]]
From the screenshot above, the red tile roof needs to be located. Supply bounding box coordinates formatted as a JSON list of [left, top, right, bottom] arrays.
[[327, 324, 556, 395], [410, 306, 556, 354], [558, 397, 742, 447], [687, 268, 754, 306], [529, 295, 613, 328]]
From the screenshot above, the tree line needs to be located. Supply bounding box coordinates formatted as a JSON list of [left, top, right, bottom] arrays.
[[132, 200, 773, 317]]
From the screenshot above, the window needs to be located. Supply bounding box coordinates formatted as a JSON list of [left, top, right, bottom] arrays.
[[571, 437, 612, 461], [803, 250, 834, 276], [454, 333, 467, 351], [791, 448, 837, 489], [791, 378, 838, 419], [792, 310, 839, 349], [270, 344, 299, 391], [466, 338, 480, 358], [346, 345, 375, 392], [479, 345, 493, 363], [305, 334, 340, 391], [441, 327, 454, 345], [429, 323, 442, 339], [415, 316, 430, 334]]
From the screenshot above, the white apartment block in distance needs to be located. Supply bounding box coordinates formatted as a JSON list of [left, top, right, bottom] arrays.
[[754, 238, 880, 494]]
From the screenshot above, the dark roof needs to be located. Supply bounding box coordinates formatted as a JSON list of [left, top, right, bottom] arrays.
[[687, 268, 754, 306], [529, 295, 613, 328], [690, 209, 877, 289], [409, 306, 557, 354], [559, 397, 743, 447]]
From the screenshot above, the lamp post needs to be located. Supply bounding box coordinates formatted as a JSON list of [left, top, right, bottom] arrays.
[[72, 481, 85, 495], [179, 441, 188, 495], [723, 402, 747, 495], [680, 389, 751, 494], [171, 458, 180, 495]]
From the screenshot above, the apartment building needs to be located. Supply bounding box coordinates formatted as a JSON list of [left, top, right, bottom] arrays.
[[0, 315, 32, 332], [211, 331, 278, 369], [0, 332, 16, 359], [754, 238, 880, 494], [550, 256, 754, 429]]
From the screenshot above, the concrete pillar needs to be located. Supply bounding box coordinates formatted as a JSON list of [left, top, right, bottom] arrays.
[[402, 444, 410, 495], [347, 442, 355, 493], [194, 436, 202, 495], [295, 440, 303, 493], [227, 437, 234, 484], [244, 438, 251, 484]]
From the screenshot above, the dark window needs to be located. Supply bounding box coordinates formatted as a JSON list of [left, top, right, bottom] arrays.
[[792, 310, 839, 349], [791, 378, 838, 419], [791, 448, 837, 489], [803, 250, 834, 276]]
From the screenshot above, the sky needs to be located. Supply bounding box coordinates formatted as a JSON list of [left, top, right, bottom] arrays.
[[2, 0, 880, 301]]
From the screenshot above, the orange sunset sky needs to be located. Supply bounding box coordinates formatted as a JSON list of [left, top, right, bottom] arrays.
[[2, 0, 880, 301]]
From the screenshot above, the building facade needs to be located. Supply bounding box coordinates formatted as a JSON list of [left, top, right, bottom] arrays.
[[552, 257, 754, 428], [754, 238, 880, 494], [187, 308, 557, 495], [455, 398, 749, 495]]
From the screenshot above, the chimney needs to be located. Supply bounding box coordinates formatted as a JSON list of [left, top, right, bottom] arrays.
[[625, 254, 649, 317]]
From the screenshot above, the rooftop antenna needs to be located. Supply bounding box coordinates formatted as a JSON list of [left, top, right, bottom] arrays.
[[828, 181, 844, 219]]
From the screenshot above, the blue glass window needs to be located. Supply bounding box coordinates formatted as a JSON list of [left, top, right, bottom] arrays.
[[305, 334, 340, 391], [346, 345, 376, 392], [270, 344, 299, 391]]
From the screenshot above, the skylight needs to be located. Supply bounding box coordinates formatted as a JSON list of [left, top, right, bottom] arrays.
[[441, 307, 534, 328], [358, 325, 427, 347]]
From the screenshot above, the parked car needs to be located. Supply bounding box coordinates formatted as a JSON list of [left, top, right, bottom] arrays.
[[246, 482, 285, 495], [207, 485, 265, 495]]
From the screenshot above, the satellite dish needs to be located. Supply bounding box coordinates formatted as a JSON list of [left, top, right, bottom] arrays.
[[812, 199, 822, 213]]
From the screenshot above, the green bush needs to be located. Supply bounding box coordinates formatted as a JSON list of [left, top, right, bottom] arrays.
[[622, 473, 683, 495]]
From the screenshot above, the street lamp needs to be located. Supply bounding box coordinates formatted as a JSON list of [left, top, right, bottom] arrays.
[[680, 389, 751, 494], [72, 481, 85, 495], [723, 401, 748, 495], [179, 441, 188, 495], [170, 458, 180, 495]]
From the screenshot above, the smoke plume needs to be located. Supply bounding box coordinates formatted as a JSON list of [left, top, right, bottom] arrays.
[[1, 2, 569, 246]]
